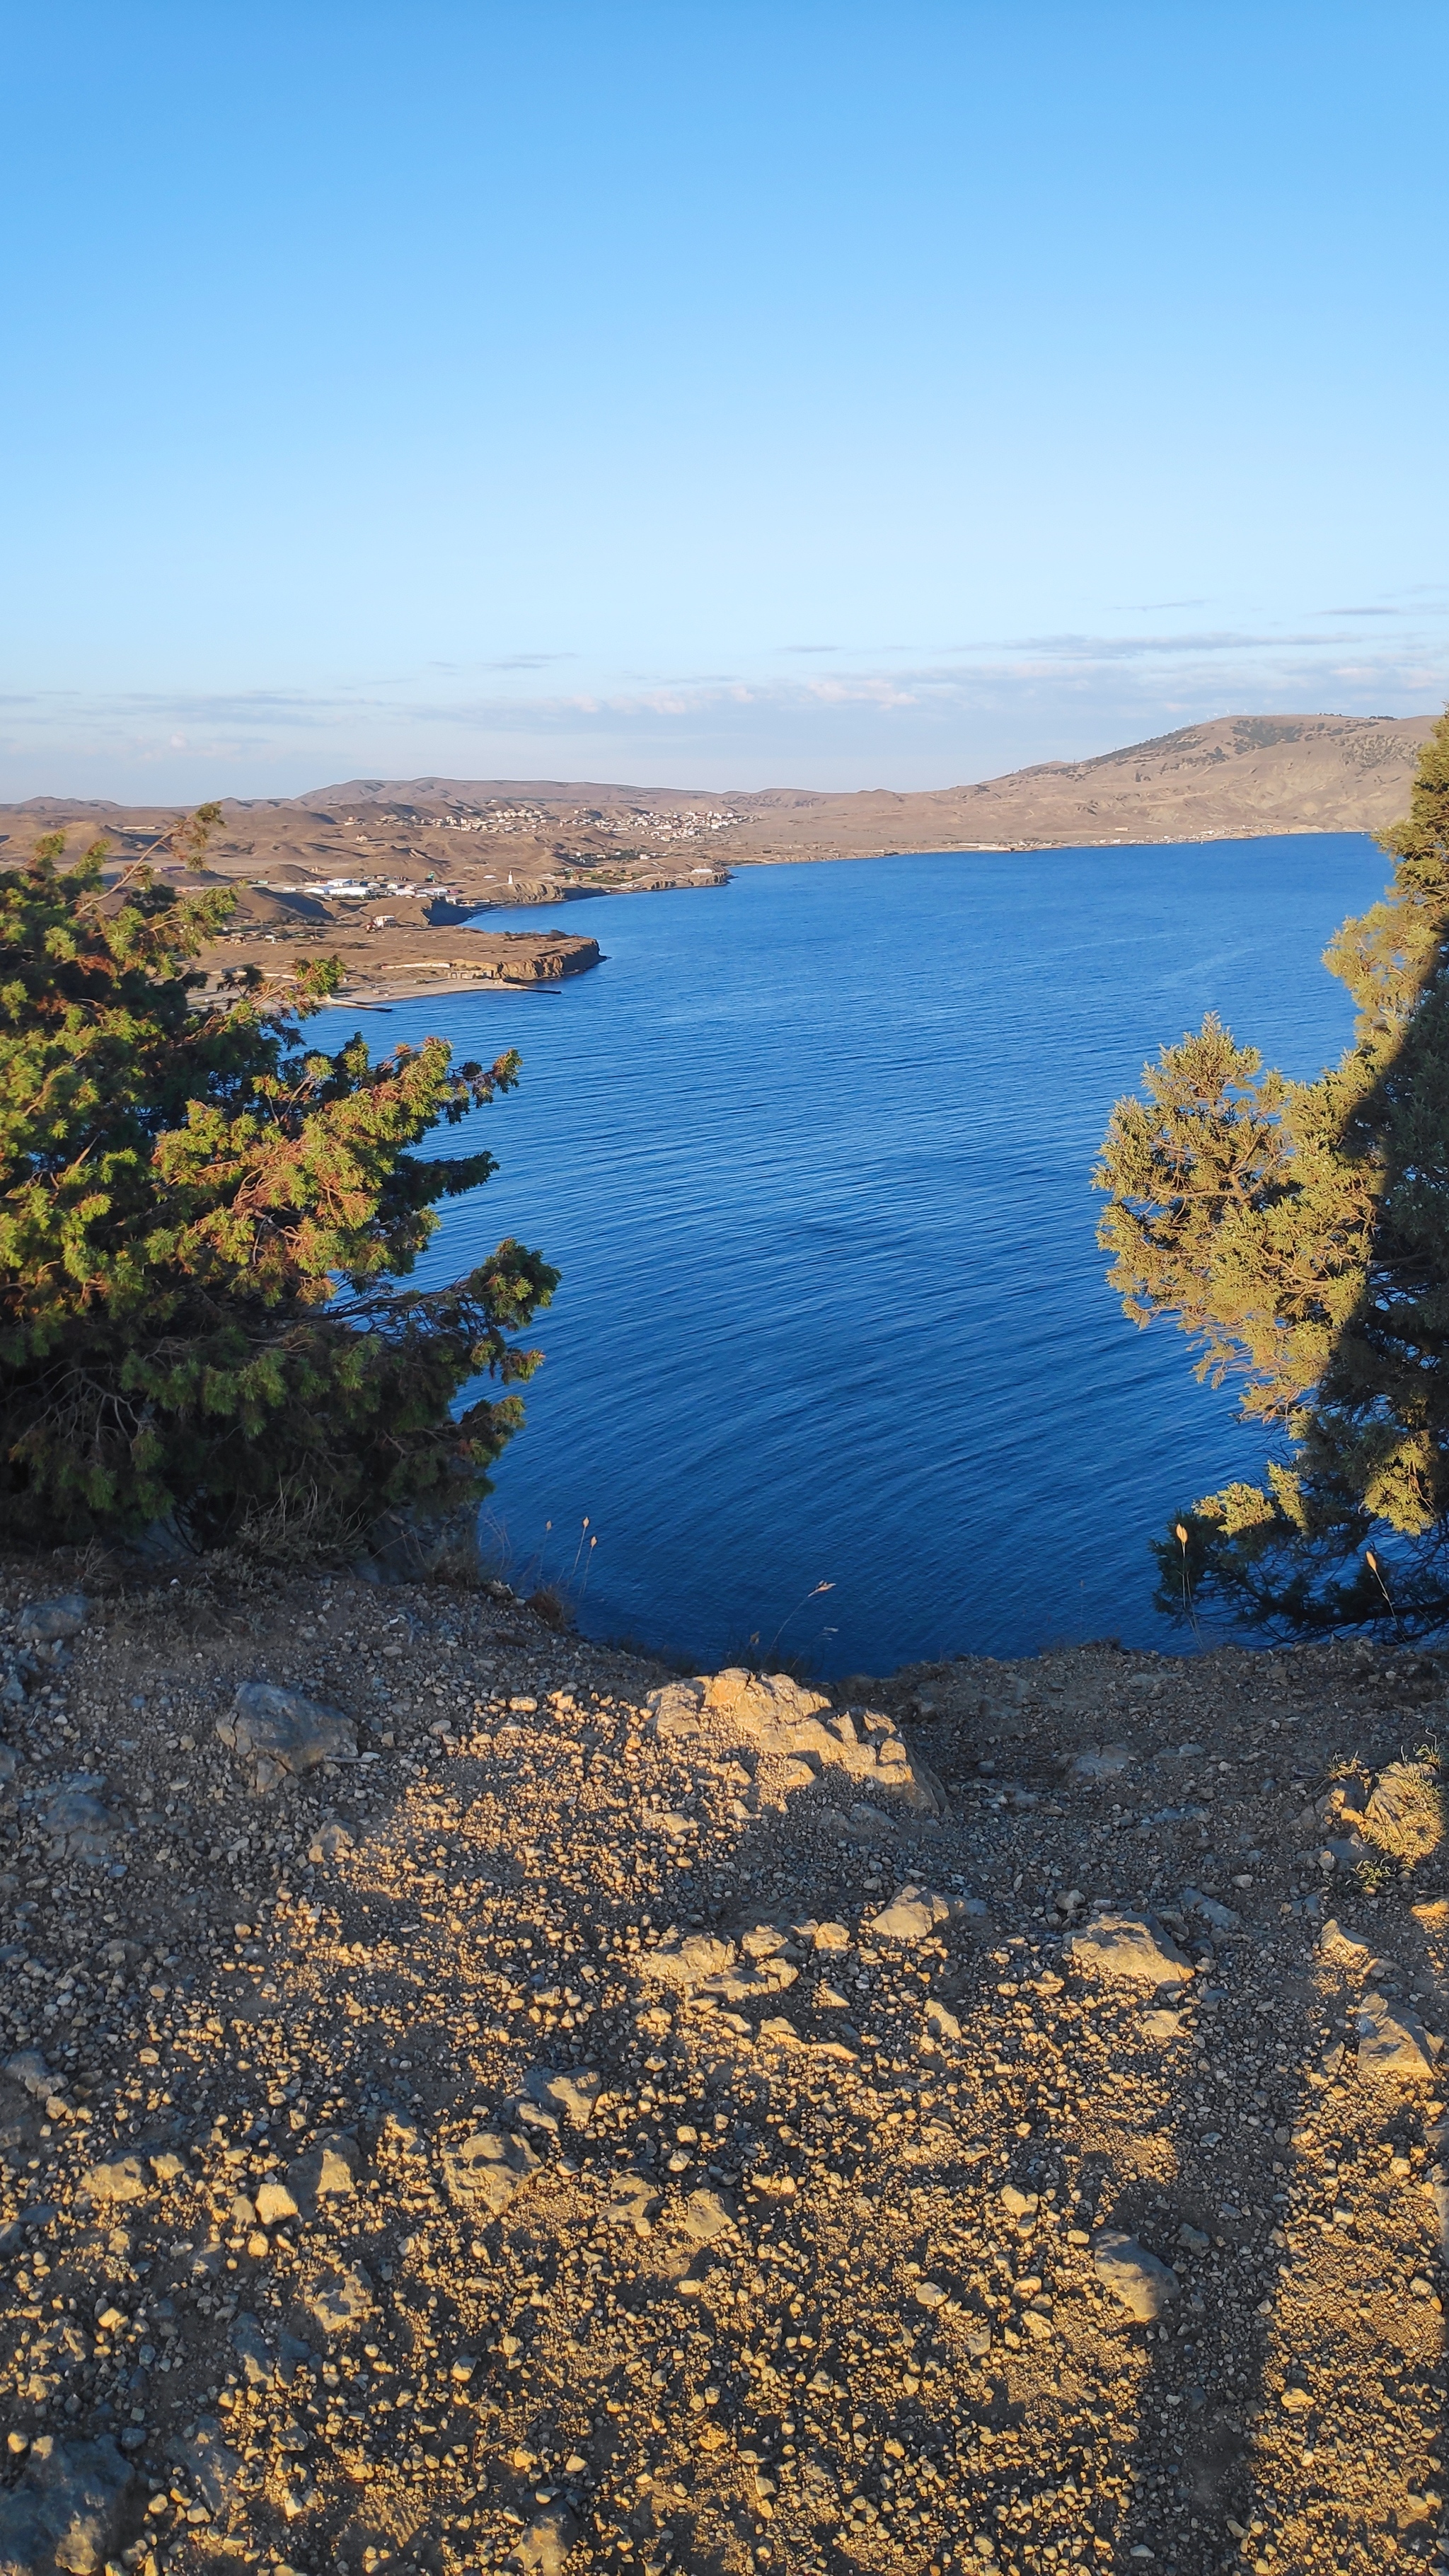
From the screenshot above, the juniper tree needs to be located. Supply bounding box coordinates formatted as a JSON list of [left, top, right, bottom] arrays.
[[0, 818, 557, 1554], [1095, 709, 1449, 1632]]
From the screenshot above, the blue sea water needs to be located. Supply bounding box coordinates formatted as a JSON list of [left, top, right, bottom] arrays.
[[367, 834, 1385, 1675]]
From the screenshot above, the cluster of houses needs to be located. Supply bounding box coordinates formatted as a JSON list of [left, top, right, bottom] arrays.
[[250, 876, 468, 905], [340, 800, 743, 843], [594, 804, 742, 841]]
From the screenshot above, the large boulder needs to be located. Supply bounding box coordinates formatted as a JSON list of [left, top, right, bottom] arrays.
[[217, 1682, 357, 1792], [286, 2131, 360, 2217], [166, 2419, 245, 2520], [37, 1778, 123, 1864], [646, 1668, 945, 1815], [441, 2128, 539, 2217], [4, 2050, 54, 2101], [307, 2265, 374, 2335], [18, 1595, 91, 1643], [1092, 2231, 1179, 2322], [1357, 1992, 1441, 2081], [508, 2506, 579, 2575], [1068, 1912, 1192, 1986], [522, 2066, 601, 2130], [673, 2187, 737, 2244], [1318, 1917, 1372, 1967], [639, 1931, 737, 1992], [1069, 1745, 1132, 1781], [230, 2312, 275, 2387], [0, 2433, 136, 2575], [865, 1885, 957, 1944], [79, 2156, 147, 2205], [606, 2170, 659, 2229]]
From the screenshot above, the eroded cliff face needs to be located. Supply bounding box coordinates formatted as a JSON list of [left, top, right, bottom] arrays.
[[490, 935, 601, 983]]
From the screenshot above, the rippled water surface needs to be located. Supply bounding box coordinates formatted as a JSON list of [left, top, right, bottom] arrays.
[[374, 836, 1384, 1673]]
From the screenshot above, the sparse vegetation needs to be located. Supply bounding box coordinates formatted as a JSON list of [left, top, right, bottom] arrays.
[[1360, 1759, 1447, 1868]]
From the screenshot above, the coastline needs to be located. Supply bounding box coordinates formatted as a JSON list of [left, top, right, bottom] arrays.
[[316, 971, 587, 1007], [727, 822, 1371, 862], [1, 716, 1424, 930]]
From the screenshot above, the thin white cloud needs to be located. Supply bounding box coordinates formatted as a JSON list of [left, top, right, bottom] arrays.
[[3, 619, 1445, 801]]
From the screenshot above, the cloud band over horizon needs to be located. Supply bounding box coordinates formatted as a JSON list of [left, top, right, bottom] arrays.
[[2, 619, 1444, 804]]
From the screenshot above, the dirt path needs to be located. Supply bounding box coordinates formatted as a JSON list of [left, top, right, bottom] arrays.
[[0, 1562, 1445, 2576]]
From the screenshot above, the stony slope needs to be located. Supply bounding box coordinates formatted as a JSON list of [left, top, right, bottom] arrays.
[[0, 1564, 1445, 2576]]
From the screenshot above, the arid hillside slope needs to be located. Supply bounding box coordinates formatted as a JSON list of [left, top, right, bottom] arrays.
[[0, 718, 1435, 923], [712, 714, 1436, 857]]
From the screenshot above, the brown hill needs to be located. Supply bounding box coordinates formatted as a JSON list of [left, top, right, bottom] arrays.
[[0, 717, 1436, 917], [294, 714, 1438, 853]]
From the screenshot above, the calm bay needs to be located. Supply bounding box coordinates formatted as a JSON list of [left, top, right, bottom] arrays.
[[375, 833, 1383, 1673]]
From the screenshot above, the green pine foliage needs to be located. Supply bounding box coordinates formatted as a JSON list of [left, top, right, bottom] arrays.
[[0, 816, 558, 1555], [1095, 708, 1449, 1633]]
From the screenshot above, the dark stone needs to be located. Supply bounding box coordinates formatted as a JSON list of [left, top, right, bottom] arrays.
[[166, 2418, 244, 2519], [0, 2432, 136, 2575], [217, 1684, 357, 1790], [18, 1596, 91, 1643]]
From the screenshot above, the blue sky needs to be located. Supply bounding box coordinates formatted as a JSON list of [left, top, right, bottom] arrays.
[[4, 1, 1447, 799]]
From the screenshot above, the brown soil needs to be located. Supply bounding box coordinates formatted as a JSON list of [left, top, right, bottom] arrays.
[[0, 1564, 1445, 2576]]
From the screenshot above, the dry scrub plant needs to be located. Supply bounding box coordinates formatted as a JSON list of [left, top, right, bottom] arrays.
[[1361, 1761, 1447, 1869]]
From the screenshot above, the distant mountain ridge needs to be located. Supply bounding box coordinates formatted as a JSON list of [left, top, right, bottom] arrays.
[[1, 715, 1437, 887], [282, 711, 1445, 850]]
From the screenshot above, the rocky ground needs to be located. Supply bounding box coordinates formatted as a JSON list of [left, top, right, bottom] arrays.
[[0, 1559, 1445, 2576]]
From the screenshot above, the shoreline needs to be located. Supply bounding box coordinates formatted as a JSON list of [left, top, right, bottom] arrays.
[[316, 972, 587, 1006], [724, 821, 1382, 864], [204, 828, 1381, 1013]]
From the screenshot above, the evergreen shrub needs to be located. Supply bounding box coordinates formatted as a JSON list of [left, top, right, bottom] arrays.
[[1095, 710, 1449, 1632], [0, 816, 557, 1557]]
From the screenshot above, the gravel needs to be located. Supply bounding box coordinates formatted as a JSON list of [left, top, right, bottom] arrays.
[[0, 1565, 1443, 2573]]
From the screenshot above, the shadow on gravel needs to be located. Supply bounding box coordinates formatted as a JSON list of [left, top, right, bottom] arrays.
[[1112, 1896, 1448, 2576], [74, 1629, 1441, 2576]]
